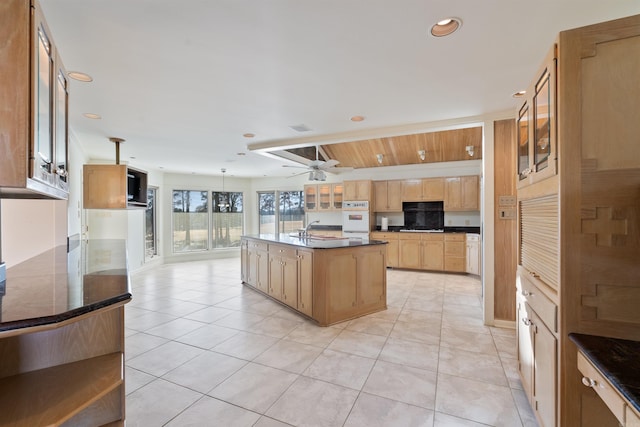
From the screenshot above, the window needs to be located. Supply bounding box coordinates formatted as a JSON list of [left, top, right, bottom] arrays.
[[258, 192, 276, 234], [212, 191, 243, 248], [172, 190, 208, 252], [145, 187, 158, 259], [279, 191, 304, 233]]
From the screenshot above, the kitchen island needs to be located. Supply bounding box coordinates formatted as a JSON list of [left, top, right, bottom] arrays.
[[241, 234, 387, 326], [0, 239, 131, 427]]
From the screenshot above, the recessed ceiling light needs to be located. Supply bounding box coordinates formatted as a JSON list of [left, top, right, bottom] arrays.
[[243, 133, 255, 138], [512, 90, 527, 98], [68, 71, 93, 82], [130, 156, 136, 159], [83, 113, 101, 119], [350, 115, 365, 122], [431, 17, 462, 37], [237, 152, 246, 156]]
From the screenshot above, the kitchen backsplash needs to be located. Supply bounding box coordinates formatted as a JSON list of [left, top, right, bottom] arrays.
[[444, 211, 481, 227]]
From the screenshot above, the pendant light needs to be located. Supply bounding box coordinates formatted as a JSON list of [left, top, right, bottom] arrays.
[[220, 168, 229, 209]]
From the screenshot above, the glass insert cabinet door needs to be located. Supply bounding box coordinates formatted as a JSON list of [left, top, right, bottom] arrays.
[[534, 69, 551, 171], [55, 66, 69, 185], [517, 102, 530, 181], [35, 23, 54, 178]]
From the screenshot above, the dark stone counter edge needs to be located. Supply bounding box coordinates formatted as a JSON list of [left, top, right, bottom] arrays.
[[569, 333, 640, 413], [374, 226, 481, 234], [0, 292, 132, 333]]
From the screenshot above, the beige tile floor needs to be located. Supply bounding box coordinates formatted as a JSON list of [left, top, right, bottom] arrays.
[[125, 258, 539, 427]]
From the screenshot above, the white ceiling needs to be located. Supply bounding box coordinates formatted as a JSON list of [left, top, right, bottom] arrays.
[[39, 0, 640, 178]]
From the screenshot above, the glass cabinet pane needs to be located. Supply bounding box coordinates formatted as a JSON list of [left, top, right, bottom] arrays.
[[55, 69, 68, 182], [36, 24, 54, 174], [318, 184, 331, 209], [517, 103, 530, 180], [534, 71, 551, 170]]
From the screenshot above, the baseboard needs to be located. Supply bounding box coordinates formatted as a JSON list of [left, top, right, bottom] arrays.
[[492, 319, 516, 329]]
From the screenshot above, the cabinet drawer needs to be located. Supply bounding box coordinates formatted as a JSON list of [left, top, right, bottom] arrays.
[[398, 233, 422, 241], [422, 234, 444, 241], [627, 405, 640, 427], [577, 352, 625, 425], [248, 240, 269, 251], [371, 232, 398, 240], [466, 233, 480, 242], [269, 245, 297, 258], [519, 271, 557, 333], [444, 233, 465, 242], [444, 242, 465, 257]]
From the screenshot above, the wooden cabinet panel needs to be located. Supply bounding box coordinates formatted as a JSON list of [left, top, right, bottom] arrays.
[[627, 406, 640, 427], [422, 178, 445, 201], [401, 179, 422, 201], [466, 234, 480, 275], [317, 183, 332, 211], [297, 250, 313, 317], [344, 180, 371, 201], [517, 302, 534, 400], [444, 176, 479, 211], [444, 234, 466, 272], [304, 184, 318, 212], [327, 252, 358, 314], [332, 183, 343, 210], [373, 180, 402, 212], [399, 237, 421, 269], [533, 310, 557, 427], [83, 164, 147, 209], [421, 240, 444, 271], [371, 232, 398, 267], [357, 249, 386, 308], [577, 352, 624, 425]]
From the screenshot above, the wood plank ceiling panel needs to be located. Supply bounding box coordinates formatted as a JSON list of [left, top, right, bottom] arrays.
[[320, 127, 482, 169]]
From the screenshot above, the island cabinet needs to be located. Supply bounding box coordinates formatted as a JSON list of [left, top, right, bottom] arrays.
[[444, 176, 479, 211], [515, 15, 640, 427], [370, 232, 399, 267], [245, 240, 269, 293], [313, 244, 387, 325], [402, 178, 445, 202], [0, 0, 70, 200], [343, 180, 372, 201], [241, 236, 387, 326], [373, 180, 402, 212]]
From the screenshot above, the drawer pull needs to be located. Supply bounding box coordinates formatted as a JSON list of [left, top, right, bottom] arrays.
[[522, 290, 533, 297], [529, 271, 539, 278], [522, 318, 533, 326], [581, 376, 597, 388]]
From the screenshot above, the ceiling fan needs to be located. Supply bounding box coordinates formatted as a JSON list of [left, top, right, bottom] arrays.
[[283, 145, 352, 181]]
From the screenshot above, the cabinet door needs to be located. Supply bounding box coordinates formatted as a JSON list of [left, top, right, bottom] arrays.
[[331, 183, 343, 210], [532, 310, 557, 427], [83, 165, 127, 209], [444, 177, 462, 211], [461, 176, 479, 210], [399, 238, 421, 269], [317, 183, 332, 211], [241, 240, 249, 283], [281, 254, 298, 308], [466, 241, 480, 275], [421, 240, 444, 271], [387, 180, 402, 211], [373, 181, 388, 212], [256, 248, 269, 293], [304, 185, 317, 212], [517, 101, 532, 186], [268, 253, 283, 301], [298, 250, 313, 317], [402, 179, 422, 201], [343, 181, 357, 200], [33, 19, 55, 184], [387, 239, 399, 268], [517, 302, 534, 401], [54, 63, 69, 190], [355, 180, 371, 201], [422, 178, 444, 201], [357, 248, 386, 308]]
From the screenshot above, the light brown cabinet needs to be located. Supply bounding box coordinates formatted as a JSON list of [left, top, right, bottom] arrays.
[[421, 234, 444, 271], [370, 232, 399, 267], [444, 176, 479, 211], [83, 164, 148, 209], [373, 180, 402, 212], [402, 178, 445, 202], [268, 244, 298, 306], [517, 46, 557, 189], [297, 249, 314, 317], [0, 0, 69, 200], [444, 234, 466, 272], [305, 183, 344, 211], [465, 233, 481, 275], [398, 233, 422, 269], [343, 180, 372, 201], [246, 240, 269, 293]]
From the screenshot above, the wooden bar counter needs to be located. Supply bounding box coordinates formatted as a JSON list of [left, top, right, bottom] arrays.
[[0, 239, 132, 427], [241, 234, 387, 326]]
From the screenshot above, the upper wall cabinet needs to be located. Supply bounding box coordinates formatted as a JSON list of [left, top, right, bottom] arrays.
[[343, 180, 372, 202], [444, 176, 479, 211], [0, 0, 69, 200], [373, 180, 402, 212], [402, 178, 445, 202], [84, 165, 148, 209], [517, 45, 557, 189]]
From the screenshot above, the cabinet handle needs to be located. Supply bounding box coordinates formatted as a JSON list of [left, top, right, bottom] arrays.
[[529, 271, 539, 279], [522, 318, 532, 326], [581, 376, 597, 388], [522, 290, 533, 297]]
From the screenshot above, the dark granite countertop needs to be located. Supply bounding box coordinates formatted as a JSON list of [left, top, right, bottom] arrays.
[[373, 226, 481, 234], [0, 239, 131, 333], [569, 333, 640, 413], [242, 234, 387, 249]]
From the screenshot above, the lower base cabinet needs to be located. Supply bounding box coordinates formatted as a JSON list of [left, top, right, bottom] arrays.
[[370, 232, 399, 267], [241, 237, 386, 326]]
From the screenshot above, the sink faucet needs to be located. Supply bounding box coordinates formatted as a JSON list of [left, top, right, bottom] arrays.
[[304, 220, 320, 236]]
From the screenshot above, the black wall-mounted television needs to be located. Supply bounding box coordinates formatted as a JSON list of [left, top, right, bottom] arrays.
[[126, 167, 148, 208]]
